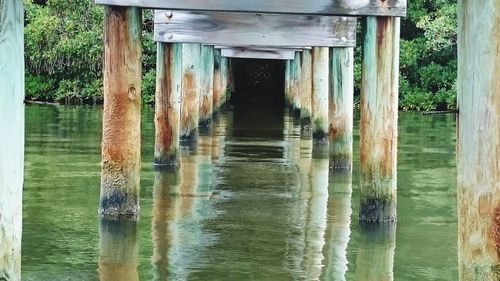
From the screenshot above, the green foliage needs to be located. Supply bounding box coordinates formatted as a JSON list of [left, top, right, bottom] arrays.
[[25, 0, 457, 110]]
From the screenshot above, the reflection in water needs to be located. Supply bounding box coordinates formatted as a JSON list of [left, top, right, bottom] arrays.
[[321, 171, 352, 281], [355, 224, 396, 281], [98, 219, 139, 281]]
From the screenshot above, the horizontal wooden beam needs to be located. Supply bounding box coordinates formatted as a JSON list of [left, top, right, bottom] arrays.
[[221, 48, 295, 60], [96, 0, 407, 17], [154, 10, 356, 47], [214, 45, 306, 52]]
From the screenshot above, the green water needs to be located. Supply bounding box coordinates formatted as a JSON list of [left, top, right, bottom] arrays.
[[22, 104, 457, 280]]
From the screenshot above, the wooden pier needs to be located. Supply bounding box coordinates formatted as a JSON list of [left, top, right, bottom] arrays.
[[3, 0, 500, 278]]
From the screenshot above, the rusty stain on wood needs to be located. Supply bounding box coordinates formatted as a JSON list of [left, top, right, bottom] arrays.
[[154, 43, 182, 167], [0, 0, 24, 279], [180, 43, 201, 140], [457, 1, 500, 279], [359, 16, 399, 223], [329, 47, 354, 170], [311, 47, 329, 143], [100, 6, 142, 218]]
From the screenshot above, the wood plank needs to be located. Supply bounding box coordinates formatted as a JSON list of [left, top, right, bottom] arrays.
[[154, 10, 356, 47], [221, 48, 295, 60], [457, 0, 500, 279], [214, 45, 307, 52], [96, 0, 407, 17], [0, 0, 24, 279]]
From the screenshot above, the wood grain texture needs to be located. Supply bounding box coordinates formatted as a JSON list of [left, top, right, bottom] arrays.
[[154, 43, 182, 166], [99, 6, 142, 218], [311, 47, 329, 142], [359, 17, 400, 223], [457, 1, 500, 280], [291, 52, 302, 112], [219, 56, 229, 104], [215, 45, 307, 51], [97, 0, 407, 17], [213, 49, 222, 112], [300, 49, 313, 134], [329, 47, 354, 170], [221, 48, 295, 60], [154, 10, 356, 47], [0, 0, 24, 279], [199, 45, 214, 125], [180, 43, 201, 139]]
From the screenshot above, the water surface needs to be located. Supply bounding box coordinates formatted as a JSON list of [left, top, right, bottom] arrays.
[[22, 104, 457, 280]]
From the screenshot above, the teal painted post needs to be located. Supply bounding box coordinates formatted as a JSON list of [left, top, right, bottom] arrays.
[[359, 17, 400, 223], [0, 0, 24, 279], [100, 7, 142, 218], [311, 47, 329, 143], [154, 43, 182, 167], [180, 43, 201, 140], [457, 0, 500, 279], [213, 49, 222, 113], [199, 45, 214, 126], [329, 47, 354, 170], [220, 56, 229, 105]]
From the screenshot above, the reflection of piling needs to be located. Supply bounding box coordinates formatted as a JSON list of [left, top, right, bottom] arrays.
[[329, 48, 354, 170], [98, 219, 139, 281], [355, 224, 396, 281], [457, 1, 500, 279], [311, 47, 329, 143], [152, 170, 179, 280], [303, 156, 329, 280], [154, 43, 182, 166], [300, 50, 313, 136], [100, 6, 142, 218], [359, 17, 400, 223], [321, 171, 352, 281], [180, 43, 201, 140]]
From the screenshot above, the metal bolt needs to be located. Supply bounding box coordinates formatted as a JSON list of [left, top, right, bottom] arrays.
[[341, 37, 347, 43], [166, 11, 173, 18], [340, 17, 347, 22], [167, 34, 173, 39]]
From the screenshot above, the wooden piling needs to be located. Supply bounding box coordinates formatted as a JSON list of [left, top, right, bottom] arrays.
[[329, 47, 354, 170], [100, 6, 142, 218], [300, 50, 313, 136], [284, 60, 292, 106], [311, 47, 329, 142], [359, 17, 400, 223], [98, 219, 139, 281], [457, 1, 500, 279], [181, 43, 201, 140], [154, 43, 182, 167], [220, 56, 230, 105], [291, 52, 302, 115], [213, 49, 223, 113], [199, 45, 214, 126], [0, 0, 24, 279]]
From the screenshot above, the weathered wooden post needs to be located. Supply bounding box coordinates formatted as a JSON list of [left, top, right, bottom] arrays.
[[311, 47, 329, 143], [0, 0, 24, 279], [329, 47, 354, 170], [99, 6, 142, 218], [213, 49, 223, 113], [154, 43, 182, 167], [181, 43, 201, 140], [285, 60, 292, 106], [359, 17, 400, 223], [355, 224, 396, 281], [199, 45, 214, 126], [300, 49, 313, 136], [220, 56, 230, 105], [457, 0, 500, 279], [321, 172, 352, 280], [291, 52, 302, 115], [98, 219, 139, 281]]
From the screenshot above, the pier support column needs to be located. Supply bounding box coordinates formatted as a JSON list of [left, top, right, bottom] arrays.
[[457, 1, 500, 279], [0, 0, 24, 279], [213, 49, 222, 113], [291, 52, 302, 116], [220, 56, 230, 105], [199, 45, 214, 126], [181, 43, 201, 140], [300, 50, 313, 136], [329, 47, 354, 170], [359, 17, 400, 223], [311, 47, 329, 143], [154, 43, 182, 167], [285, 60, 292, 107], [100, 6, 142, 218]]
